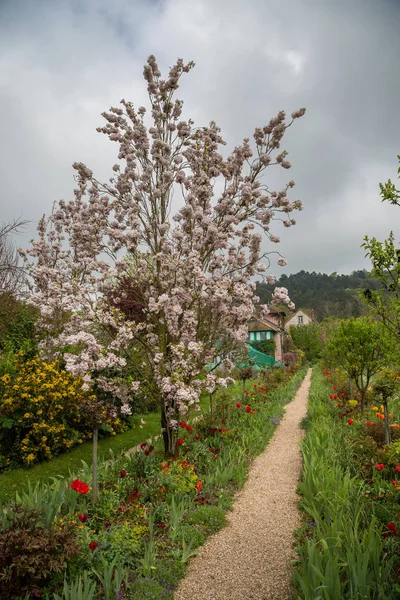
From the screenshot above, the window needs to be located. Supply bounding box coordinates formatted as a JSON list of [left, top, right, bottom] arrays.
[[260, 331, 266, 340], [297, 315, 303, 325]]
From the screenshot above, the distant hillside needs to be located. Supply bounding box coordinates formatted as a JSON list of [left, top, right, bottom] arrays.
[[256, 270, 380, 321]]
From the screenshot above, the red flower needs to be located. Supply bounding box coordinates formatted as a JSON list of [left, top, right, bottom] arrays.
[[329, 395, 333, 399], [195, 481, 203, 491], [340, 393, 345, 398], [70, 479, 90, 494], [177, 438, 183, 446], [140, 442, 147, 449], [376, 463, 385, 471], [333, 395, 338, 400], [347, 419, 353, 425], [395, 466, 400, 473], [195, 434, 200, 440], [245, 406, 251, 413], [388, 522, 398, 532], [148, 445, 155, 453], [391, 480, 398, 486], [186, 425, 193, 431], [120, 470, 127, 478], [179, 420, 186, 428], [181, 460, 189, 469], [89, 541, 98, 551], [144, 450, 150, 456], [78, 513, 88, 523], [333, 386, 337, 390], [365, 421, 373, 427], [236, 403, 242, 408]]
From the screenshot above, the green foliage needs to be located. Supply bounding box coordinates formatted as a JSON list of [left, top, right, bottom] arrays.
[[324, 317, 391, 409], [362, 155, 400, 339], [249, 338, 275, 356], [0, 504, 80, 599], [289, 322, 323, 361], [187, 505, 226, 533], [379, 154, 400, 206], [53, 572, 97, 600], [0, 294, 37, 354], [294, 369, 395, 599]]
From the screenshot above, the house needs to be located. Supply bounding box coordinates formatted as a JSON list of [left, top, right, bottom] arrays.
[[248, 311, 284, 363], [284, 308, 315, 331]]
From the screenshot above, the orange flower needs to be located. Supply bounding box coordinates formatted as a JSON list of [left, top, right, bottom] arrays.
[[181, 460, 189, 469], [195, 481, 203, 491]]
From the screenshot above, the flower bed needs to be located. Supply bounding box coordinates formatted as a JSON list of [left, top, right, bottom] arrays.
[[293, 367, 400, 599], [0, 366, 305, 599]]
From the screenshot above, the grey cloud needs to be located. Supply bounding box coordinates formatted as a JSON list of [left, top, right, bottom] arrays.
[[1, 0, 399, 276]]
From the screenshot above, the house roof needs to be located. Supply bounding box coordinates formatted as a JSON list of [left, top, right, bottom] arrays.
[[255, 304, 287, 315], [248, 318, 280, 332]]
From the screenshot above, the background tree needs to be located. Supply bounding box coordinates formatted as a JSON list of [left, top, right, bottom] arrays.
[[362, 154, 400, 339], [289, 323, 322, 362], [324, 317, 391, 412], [0, 218, 28, 296], [24, 55, 305, 458]]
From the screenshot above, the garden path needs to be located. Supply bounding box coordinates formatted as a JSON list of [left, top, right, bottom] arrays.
[[174, 368, 312, 600]]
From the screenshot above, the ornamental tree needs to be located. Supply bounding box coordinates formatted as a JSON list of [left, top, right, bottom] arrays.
[[324, 317, 391, 412], [23, 55, 305, 457], [362, 154, 400, 338]]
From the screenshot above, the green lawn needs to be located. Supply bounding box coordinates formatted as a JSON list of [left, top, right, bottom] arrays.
[[0, 391, 213, 504]]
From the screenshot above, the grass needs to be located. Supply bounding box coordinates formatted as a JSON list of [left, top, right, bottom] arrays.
[[0, 389, 216, 504]]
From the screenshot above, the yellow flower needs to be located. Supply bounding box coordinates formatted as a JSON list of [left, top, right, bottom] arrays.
[[24, 413, 31, 419], [26, 453, 35, 462], [372, 407, 378, 412], [37, 409, 43, 415]]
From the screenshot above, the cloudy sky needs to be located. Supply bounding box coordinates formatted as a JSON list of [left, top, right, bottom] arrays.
[[1, 0, 399, 276]]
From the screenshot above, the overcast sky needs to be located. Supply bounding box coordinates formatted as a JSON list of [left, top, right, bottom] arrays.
[[1, 0, 399, 276]]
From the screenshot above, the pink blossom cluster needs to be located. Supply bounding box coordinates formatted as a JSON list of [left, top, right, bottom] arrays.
[[23, 55, 304, 454]]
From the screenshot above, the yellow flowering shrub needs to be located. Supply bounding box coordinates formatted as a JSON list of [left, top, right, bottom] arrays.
[[0, 357, 126, 467]]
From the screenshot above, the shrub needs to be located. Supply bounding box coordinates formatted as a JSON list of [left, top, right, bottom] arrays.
[[366, 421, 400, 447], [0, 504, 80, 599], [0, 357, 126, 467], [187, 505, 226, 533], [282, 352, 297, 366]]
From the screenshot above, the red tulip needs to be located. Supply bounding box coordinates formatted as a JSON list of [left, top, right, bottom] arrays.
[[89, 541, 98, 551], [177, 438, 183, 446], [347, 419, 353, 425], [245, 406, 251, 413], [236, 402, 242, 408], [78, 513, 88, 523], [376, 463, 384, 471], [395, 466, 400, 473], [120, 470, 127, 478]]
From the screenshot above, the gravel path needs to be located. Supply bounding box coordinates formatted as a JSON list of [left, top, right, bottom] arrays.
[[174, 368, 312, 600]]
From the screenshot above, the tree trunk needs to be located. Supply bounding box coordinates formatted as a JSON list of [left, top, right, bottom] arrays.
[[161, 404, 179, 458], [92, 427, 98, 503], [384, 401, 391, 445], [360, 390, 366, 414], [348, 377, 352, 399], [210, 392, 214, 423], [242, 379, 246, 402]]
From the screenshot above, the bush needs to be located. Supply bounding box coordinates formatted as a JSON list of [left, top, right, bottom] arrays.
[[0, 504, 80, 599], [0, 357, 127, 467]]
